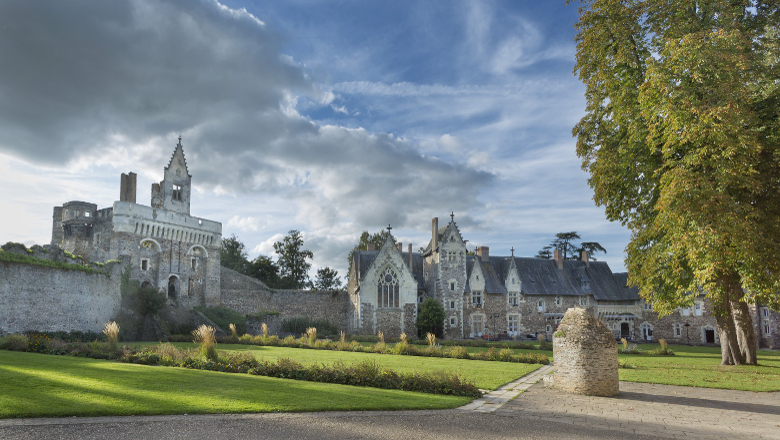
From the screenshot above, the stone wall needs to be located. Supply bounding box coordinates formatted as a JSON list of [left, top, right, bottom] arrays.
[[0, 258, 123, 334], [219, 267, 352, 334], [553, 307, 619, 396]]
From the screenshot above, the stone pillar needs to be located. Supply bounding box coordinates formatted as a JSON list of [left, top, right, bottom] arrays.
[[553, 307, 618, 396]]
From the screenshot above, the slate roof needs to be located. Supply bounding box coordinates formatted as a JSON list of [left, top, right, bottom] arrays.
[[466, 256, 638, 301]]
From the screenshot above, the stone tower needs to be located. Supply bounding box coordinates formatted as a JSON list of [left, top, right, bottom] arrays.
[[425, 214, 467, 338], [151, 137, 192, 215]]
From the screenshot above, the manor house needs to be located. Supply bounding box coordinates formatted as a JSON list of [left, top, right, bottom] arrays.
[[347, 215, 777, 348], [50, 139, 222, 306]]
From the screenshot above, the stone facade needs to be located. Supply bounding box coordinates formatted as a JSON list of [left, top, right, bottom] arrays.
[[50, 139, 222, 308], [0, 250, 124, 334], [553, 307, 619, 396]]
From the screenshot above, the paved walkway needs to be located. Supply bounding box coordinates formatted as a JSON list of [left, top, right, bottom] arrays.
[[495, 379, 780, 439], [459, 364, 554, 412]]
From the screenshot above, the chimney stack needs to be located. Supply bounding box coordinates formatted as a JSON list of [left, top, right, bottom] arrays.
[[477, 246, 489, 262], [432, 217, 439, 250], [581, 250, 589, 266], [120, 172, 137, 203], [366, 243, 376, 251], [554, 249, 563, 270], [408, 243, 413, 270], [397, 242, 403, 252]]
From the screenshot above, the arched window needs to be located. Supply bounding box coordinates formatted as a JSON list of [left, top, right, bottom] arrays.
[[377, 267, 399, 308]]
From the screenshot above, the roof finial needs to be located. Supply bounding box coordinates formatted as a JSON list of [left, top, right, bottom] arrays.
[[387, 224, 392, 232], [450, 211, 455, 221], [511, 247, 515, 257], [178, 135, 182, 146]]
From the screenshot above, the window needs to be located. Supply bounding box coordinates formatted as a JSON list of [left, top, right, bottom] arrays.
[[84, 211, 90, 217], [682, 307, 690, 316], [450, 317, 457, 326], [476, 275, 479, 281], [471, 315, 484, 335], [449, 281, 456, 291], [546, 324, 552, 332], [508, 291, 518, 306], [508, 314, 519, 333], [762, 308, 769, 318], [449, 300, 456, 309], [377, 267, 399, 308], [418, 295, 424, 304], [763, 321, 771, 335], [172, 184, 182, 201], [694, 303, 702, 316], [472, 291, 482, 306], [579, 297, 587, 306], [555, 296, 562, 306], [141, 259, 149, 271], [94, 234, 100, 245], [537, 300, 545, 313], [191, 258, 198, 270], [674, 323, 682, 337]]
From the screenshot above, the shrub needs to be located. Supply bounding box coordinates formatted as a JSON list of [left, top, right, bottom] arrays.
[[134, 285, 167, 316], [193, 306, 246, 335], [416, 298, 445, 338], [192, 325, 218, 361], [448, 346, 470, 359], [102, 321, 120, 350], [0, 334, 29, 351], [280, 317, 338, 335]]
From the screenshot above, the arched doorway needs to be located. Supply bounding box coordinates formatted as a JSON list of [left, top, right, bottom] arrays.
[[168, 276, 179, 299], [141, 280, 152, 289]]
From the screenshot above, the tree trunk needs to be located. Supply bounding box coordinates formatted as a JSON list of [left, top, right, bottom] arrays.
[[712, 277, 744, 366], [731, 298, 757, 365]]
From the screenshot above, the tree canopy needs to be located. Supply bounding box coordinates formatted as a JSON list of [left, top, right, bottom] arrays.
[[220, 234, 249, 274], [347, 229, 390, 268], [536, 231, 607, 260], [314, 267, 342, 291], [416, 297, 446, 338], [570, 0, 780, 364], [274, 230, 314, 289]]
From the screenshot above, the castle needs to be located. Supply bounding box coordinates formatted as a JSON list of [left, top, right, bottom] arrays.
[[50, 139, 222, 307], [347, 215, 779, 349]]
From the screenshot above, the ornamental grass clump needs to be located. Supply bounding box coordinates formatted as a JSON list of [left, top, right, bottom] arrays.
[[305, 327, 317, 345], [261, 322, 269, 338], [426, 332, 436, 347], [192, 325, 218, 362], [229, 323, 238, 343], [538, 334, 552, 350], [102, 321, 120, 350], [654, 338, 675, 356], [373, 331, 387, 353]]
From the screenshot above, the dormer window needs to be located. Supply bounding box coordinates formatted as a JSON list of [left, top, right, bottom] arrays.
[[172, 184, 182, 201]]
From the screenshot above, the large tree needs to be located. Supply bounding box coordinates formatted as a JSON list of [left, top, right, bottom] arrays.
[[536, 231, 607, 260], [571, 0, 780, 364], [274, 230, 314, 289], [314, 267, 342, 291], [220, 234, 250, 274]]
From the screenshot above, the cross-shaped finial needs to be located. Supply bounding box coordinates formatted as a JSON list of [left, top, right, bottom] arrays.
[[387, 224, 392, 232], [511, 247, 515, 257], [450, 211, 455, 221]]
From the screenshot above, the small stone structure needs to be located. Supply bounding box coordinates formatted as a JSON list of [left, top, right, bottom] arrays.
[[553, 307, 618, 396]]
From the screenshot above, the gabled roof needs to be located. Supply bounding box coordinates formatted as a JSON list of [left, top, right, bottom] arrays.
[[423, 219, 465, 255], [351, 238, 426, 290], [165, 138, 191, 176]]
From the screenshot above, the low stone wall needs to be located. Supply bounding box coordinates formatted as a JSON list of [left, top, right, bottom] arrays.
[[220, 267, 351, 334], [553, 307, 618, 396], [0, 260, 123, 334]]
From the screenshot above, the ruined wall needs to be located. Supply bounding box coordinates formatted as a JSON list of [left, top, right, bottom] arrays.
[[219, 267, 352, 334], [0, 259, 123, 334]]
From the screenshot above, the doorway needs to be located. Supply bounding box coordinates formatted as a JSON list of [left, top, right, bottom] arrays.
[[705, 329, 715, 344], [168, 276, 178, 299], [621, 322, 630, 338]]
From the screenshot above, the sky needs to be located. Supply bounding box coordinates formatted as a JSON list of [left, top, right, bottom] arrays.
[[0, 0, 632, 282]]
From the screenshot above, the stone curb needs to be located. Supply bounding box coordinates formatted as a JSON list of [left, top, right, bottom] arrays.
[[458, 363, 554, 412]]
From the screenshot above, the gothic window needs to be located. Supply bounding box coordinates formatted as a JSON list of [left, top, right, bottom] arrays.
[[508, 291, 518, 306], [472, 290, 482, 306], [579, 297, 588, 306], [172, 184, 183, 201], [761, 307, 769, 318], [644, 301, 653, 310], [763, 321, 771, 335], [377, 267, 399, 308]]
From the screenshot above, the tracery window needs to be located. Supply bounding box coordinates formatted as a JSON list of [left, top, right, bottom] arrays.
[[377, 267, 400, 308]]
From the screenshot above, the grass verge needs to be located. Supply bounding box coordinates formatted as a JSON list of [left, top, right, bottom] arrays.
[[616, 344, 780, 391], [0, 350, 472, 418], [150, 343, 542, 390]]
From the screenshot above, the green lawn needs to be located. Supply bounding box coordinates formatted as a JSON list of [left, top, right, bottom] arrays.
[[0, 350, 472, 419], [615, 344, 780, 391], [147, 342, 541, 390]]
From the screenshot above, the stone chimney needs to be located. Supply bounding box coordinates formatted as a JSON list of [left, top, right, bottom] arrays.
[[581, 250, 589, 266], [120, 172, 137, 203], [554, 249, 563, 270], [397, 242, 403, 252], [366, 243, 376, 251], [477, 246, 489, 262], [432, 217, 439, 250], [408, 243, 413, 270]]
